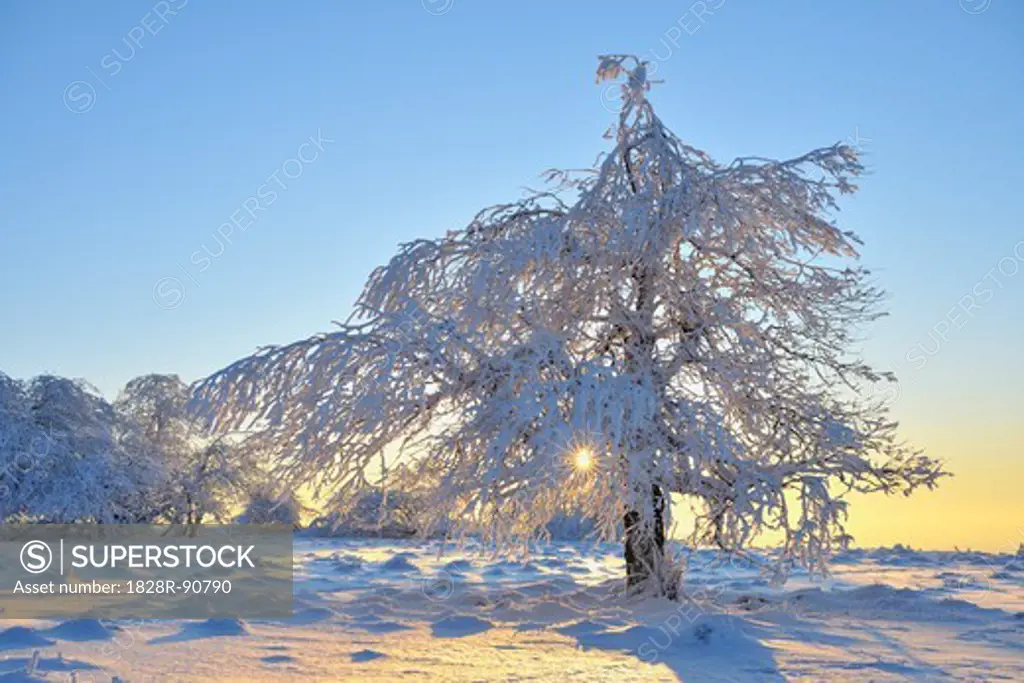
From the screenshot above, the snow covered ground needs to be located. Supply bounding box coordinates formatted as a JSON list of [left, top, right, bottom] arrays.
[[1, 539, 1022, 681]]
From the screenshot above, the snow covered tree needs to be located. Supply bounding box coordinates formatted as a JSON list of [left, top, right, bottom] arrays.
[[115, 374, 253, 524], [309, 487, 421, 538], [0, 373, 162, 523], [311, 461, 431, 537], [0, 372, 44, 516], [235, 483, 305, 527], [193, 56, 946, 597]]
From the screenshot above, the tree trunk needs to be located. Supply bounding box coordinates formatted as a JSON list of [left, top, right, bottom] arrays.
[[623, 484, 676, 599]]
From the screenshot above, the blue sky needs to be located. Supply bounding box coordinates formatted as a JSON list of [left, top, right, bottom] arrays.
[[1, 1, 1022, 545]]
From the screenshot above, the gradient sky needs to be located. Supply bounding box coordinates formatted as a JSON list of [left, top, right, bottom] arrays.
[[1, 1, 1021, 551]]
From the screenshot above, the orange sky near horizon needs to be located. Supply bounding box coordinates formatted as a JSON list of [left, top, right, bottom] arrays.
[[840, 421, 1023, 553], [668, 414, 1023, 553]]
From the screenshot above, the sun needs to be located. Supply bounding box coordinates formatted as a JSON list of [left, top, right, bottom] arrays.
[[572, 445, 595, 472]]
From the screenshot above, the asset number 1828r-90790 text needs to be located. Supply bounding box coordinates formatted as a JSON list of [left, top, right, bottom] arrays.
[[126, 579, 232, 594]]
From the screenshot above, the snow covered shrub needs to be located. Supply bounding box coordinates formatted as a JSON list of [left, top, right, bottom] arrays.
[[309, 488, 420, 538], [236, 484, 304, 527], [0, 372, 163, 523], [115, 374, 254, 524], [543, 512, 599, 541]]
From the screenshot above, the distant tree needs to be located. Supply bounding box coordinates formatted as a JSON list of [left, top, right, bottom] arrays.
[[194, 56, 947, 597], [311, 486, 421, 538], [0, 373, 36, 514], [115, 374, 253, 524], [543, 512, 599, 542], [0, 373, 162, 522], [236, 483, 305, 527], [0, 373, 44, 517]]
